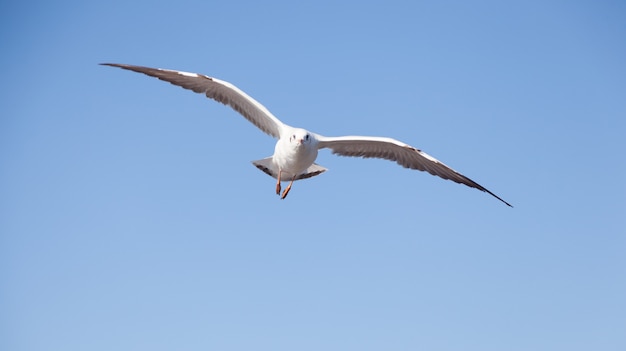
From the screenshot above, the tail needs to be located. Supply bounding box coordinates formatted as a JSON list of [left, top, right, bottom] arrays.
[[252, 157, 327, 180]]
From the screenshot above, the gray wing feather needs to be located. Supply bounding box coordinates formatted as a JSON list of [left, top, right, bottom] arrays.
[[101, 63, 285, 138], [317, 135, 512, 207]]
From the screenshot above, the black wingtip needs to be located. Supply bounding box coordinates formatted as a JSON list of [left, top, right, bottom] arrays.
[[489, 191, 513, 208], [499, 196, 513, 208]]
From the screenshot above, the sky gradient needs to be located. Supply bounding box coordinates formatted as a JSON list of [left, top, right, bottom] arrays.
[[2, 1, 625, 350]]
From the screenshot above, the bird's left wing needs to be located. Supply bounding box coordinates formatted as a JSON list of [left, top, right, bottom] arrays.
[[101, 63, 286, 138], [316, 135, 512, 207]]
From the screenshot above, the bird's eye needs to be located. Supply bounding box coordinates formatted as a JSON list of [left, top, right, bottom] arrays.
[[305, 134, 309, 140]]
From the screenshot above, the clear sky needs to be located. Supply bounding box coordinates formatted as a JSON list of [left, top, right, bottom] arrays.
[[1, 1, 625, 350]]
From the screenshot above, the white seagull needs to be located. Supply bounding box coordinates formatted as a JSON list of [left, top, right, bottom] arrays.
[[101, 63, 511, 207]]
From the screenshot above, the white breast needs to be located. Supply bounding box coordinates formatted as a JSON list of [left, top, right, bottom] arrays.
[[272, 138, 318, 177]]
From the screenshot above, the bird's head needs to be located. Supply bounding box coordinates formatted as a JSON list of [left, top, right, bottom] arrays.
[[289, 129, 315, 149]]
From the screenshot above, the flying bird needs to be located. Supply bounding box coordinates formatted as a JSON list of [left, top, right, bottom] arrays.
[[101, 63, 511, 207]]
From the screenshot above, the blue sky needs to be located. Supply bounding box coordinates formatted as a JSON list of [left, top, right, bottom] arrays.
[[1, 1, 625, 350]]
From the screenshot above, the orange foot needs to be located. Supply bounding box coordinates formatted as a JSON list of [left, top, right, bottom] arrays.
[[280, 180, 294, 200], [276, 170, 282, 195]]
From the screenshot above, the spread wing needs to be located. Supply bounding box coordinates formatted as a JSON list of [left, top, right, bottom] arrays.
[[316, 135, 512, 207], [101, 63, 286, 138]]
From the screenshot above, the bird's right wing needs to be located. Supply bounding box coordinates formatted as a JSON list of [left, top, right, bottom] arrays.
[[101, 63, 286, 138]]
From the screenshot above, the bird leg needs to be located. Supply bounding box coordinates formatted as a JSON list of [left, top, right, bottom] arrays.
[[276, 170, 282, 195], [280, 176, 296, 200]]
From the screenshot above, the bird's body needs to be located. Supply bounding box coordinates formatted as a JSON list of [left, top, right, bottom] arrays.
[[271, 128, 319, 180], [101, 63, 512, 206]]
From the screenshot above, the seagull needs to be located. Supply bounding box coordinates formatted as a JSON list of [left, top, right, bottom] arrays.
[[101, 63, 512, 207]]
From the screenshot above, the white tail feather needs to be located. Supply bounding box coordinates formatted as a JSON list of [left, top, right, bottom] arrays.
[[252, 157, 327, 180]]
